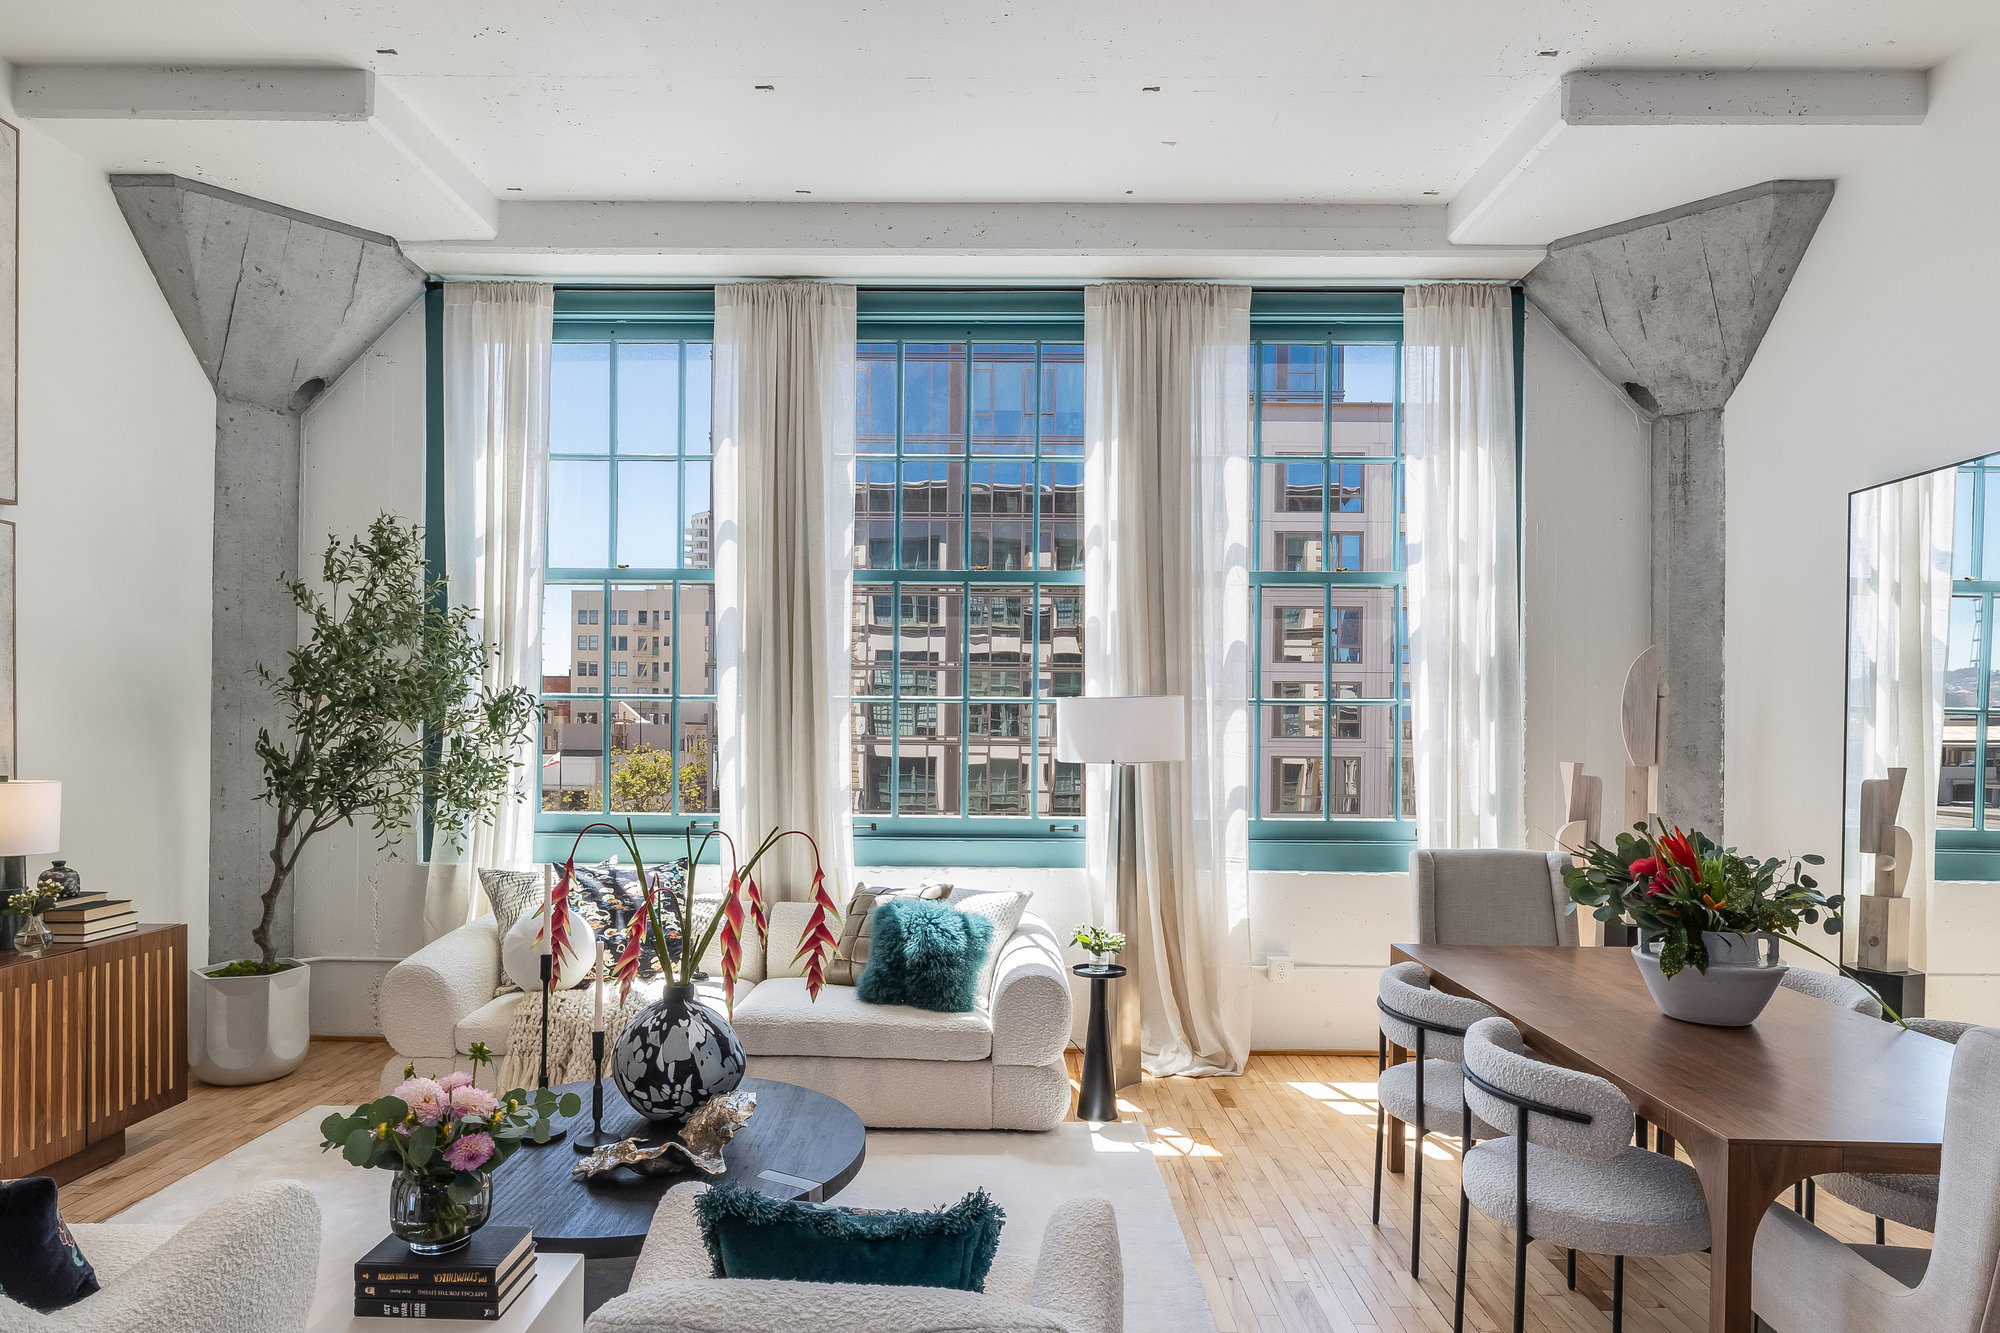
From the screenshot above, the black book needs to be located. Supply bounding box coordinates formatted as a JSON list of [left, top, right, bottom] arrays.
[[352, 1278, 530, 1322], [357, 1255, 534, 1303], [353, 1227, 535, 1288]]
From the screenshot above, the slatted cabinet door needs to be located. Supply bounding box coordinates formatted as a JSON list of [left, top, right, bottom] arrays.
[[0, 947, 91, 1174], [84, 927, 187, 1138]]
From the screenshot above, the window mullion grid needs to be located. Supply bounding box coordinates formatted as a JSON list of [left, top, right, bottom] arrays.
[[603, 340, 622, 818], [1250, 343, 1264, 824], [1392, 335, 1407, 823], [891, 344, 905, 818], [959, 341, 972, 823], [1982, 591, 1994, 833], [1028, 341, 1043, 819], [1320, 339, 1333, 819]]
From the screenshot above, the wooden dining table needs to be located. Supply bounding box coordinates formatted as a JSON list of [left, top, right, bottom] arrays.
[[1387, 943, 1954, 1333]]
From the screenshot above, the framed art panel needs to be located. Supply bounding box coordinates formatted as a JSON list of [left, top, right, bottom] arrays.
[[0, 117, 14, 505]]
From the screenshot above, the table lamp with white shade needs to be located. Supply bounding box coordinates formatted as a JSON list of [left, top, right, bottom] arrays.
[[1056, 695, 1186, 1091], [0, 779, 62, 952]]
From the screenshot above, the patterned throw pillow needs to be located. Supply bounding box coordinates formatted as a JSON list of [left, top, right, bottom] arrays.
[[825, 881, 952, 986], [0, 1176, 99, 1311], [695, 1182, 1004, 1292], [946, 887, 1030, 1009], [479, 869, 547, 996], [567, 858, 688, 982]]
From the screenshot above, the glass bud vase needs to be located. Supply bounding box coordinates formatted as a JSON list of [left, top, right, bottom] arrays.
[[14, 914, 51, 957], [388, 1170, 491, 1255]]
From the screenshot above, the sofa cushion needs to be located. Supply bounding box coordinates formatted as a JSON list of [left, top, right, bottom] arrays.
[[947, 888, 1029, 1008], [826, 883, 950, 986], [456, 992, 526, 1056], [733, 978, 992, 1061], [856, 900, 993, 1014], [587, 1277, 1077, 1332]]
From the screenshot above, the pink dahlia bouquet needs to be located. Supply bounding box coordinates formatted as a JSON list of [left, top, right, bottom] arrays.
[[318, 1042, 581, 1196]]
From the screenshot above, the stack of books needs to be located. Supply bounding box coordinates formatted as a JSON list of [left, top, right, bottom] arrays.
[[353, 1227, 536, 1321], [42, 895, 137, 944]]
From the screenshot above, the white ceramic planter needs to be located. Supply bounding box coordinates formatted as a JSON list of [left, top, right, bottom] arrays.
[[1631, 931, 1789, 1027], [189, 960, 312, 1085]]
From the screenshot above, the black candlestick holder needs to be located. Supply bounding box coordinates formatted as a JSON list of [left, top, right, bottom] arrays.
[[524, 951, 567, 1146], [571, 1028, 619, 1152]]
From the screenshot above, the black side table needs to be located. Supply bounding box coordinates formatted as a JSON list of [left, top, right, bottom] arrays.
[[1073, 962, 1128, 1122]]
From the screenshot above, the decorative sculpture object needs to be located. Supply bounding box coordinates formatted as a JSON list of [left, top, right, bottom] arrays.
[[570, 1090, 757, 1180], [1555, 761, 1602, 861], [1621, 645, 1668, 825], [1856, 767, 1914, 972]]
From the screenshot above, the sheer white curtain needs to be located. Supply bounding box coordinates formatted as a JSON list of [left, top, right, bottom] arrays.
[[713, 282, 857, 901], [1404, 284, 1524, 851], [1844, 469, 1954, 971], [422, 281, 554, 941], [1083, 282, 1252, 1078]]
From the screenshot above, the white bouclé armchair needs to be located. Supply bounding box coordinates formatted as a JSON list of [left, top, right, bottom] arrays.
[[0, 1182, 319, 1333], [584, 1182, 1124, 1333]]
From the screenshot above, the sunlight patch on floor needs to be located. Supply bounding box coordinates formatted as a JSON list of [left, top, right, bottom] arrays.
[[1141, 1124, 1224, 1158], [1288, 1078, 1381, 1115]]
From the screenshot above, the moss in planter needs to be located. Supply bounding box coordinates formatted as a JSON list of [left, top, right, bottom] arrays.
[[205, 959, 303, 978]]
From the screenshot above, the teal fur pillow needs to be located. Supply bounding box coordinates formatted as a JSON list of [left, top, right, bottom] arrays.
[[856, 899, 995, 1013], [694, 1183, 1005, 1291]]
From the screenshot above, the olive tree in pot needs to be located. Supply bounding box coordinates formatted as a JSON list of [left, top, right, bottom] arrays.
[[192, 516, 536, 1085]]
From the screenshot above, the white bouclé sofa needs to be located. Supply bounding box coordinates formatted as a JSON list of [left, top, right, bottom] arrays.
[[378, 894, 1074, 1130], [585, 1182, 1123, 1333]]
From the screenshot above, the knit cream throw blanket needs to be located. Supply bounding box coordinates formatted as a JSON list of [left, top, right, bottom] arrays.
[[497, 985, 661, 1090]]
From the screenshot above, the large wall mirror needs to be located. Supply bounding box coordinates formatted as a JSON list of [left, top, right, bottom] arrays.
[[1845, 453, 2000, 1018]]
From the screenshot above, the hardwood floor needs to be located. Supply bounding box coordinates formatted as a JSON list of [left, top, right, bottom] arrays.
[[60, 1038, 390, 1223], [58, 1039, 1922, 1332], [1068, 1050, 1929, 1333]]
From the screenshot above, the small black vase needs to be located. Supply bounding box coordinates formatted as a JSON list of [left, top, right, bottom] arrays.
[[610, 984, 745, 1129], [38, 861, 83, 899]]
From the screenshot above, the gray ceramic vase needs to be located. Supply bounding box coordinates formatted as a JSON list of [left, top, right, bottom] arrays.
[[611, 983, 746, 1129], [1631, 931, 1790, 1026]]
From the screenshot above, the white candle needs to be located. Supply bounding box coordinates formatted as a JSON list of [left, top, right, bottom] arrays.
[[593, 940, 606, 1032], [541, 864, 555, 957]]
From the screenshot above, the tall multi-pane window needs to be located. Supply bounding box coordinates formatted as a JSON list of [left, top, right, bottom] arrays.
[[1249, 300, 1412, 870], [538, 294, 718, 850], [850, 313, 1086, 865], [1940, 454, 2000, 840]]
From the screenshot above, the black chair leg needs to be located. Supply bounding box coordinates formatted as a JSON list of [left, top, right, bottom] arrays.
[[1567, 1248, 1576, 1289], [1411, 1124, 1425, 1277], [1793, 1181, 1804, 1212], [1877, 1216, 1887, 1245], [1805, 1178, 1816, 1222], [1372, 1104, 1385, 1225], [1634, 1114, 1648, 1150], [1612, 1255, 1625, 1333], [1513, 1226, 1528, 1333], [1453, 1188, 1470, 1333]]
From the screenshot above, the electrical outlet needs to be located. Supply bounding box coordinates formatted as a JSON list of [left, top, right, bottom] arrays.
[[1266, 954, 1295, 982]]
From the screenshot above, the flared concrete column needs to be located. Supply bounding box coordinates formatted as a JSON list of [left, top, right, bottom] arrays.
[[1525, 180, 1834, 834], [109, 175, 425, 963]]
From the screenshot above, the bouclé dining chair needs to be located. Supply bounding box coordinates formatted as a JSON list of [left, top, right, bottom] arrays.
[[1752, 1026, 2000, 1333], [1410, 850, 1579, 946], [1373, 962, 1503, 1278], [1777, 966, 1883, 1018], [1456, 1017, 1710, 1333]]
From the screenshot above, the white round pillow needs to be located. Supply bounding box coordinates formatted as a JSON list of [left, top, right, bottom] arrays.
[[502, 905, 596, 993]]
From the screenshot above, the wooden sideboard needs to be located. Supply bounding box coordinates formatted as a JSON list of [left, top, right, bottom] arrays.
[[0, 924, 188, 1181]]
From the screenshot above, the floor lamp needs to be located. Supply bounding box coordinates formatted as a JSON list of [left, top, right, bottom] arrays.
[[1056, 695, 1187, 1091]]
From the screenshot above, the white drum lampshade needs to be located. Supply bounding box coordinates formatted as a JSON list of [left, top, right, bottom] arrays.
[[1055, 696, 1187, 765], [0, 780, 61, 855]]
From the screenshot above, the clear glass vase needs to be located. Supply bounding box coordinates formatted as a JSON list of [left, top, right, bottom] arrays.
[[13, 914, 51, 957], [388, 1170, 491, 1255]]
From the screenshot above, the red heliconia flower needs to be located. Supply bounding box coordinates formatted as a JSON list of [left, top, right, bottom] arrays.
[[537, 858, 578, 965], [720, 876, 747, 1013], [610, 894, 648, 1001], [790, 867, 842, 1000], [743, 872, 769, 942], [1628, 857, 1659, 878]]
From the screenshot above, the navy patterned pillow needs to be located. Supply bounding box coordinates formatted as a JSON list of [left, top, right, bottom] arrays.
[[0, 1176, 98, 1311], [568, 858, 688, 979]]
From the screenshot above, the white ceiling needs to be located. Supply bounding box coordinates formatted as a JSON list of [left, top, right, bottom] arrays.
[[2, 0, 1994, 274]]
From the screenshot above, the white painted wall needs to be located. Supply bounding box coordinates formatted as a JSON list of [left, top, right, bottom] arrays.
[[1, 63, 215, 956], [292, 303, 430, 1034], [1727, 25, 2000, 1023]]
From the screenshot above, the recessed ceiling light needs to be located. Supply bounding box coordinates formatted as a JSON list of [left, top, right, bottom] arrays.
[[1142, 85, 1161, 93], [1422, 190, 1440, 196], [756, 84, 775, 91], [1538, 49, 1559, 57], [796, 189, 812, 194], [1125, 189, 1134, 195], [506, 186, 523, 192], [375, 48, 397, 55]]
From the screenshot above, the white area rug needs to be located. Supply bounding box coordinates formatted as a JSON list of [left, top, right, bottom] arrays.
[[112, 1108, 1214, 1333]]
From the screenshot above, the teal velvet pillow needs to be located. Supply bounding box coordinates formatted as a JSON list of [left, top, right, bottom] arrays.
[[855, 899, 995, 1013], [694, 1183, 1005, 1291]]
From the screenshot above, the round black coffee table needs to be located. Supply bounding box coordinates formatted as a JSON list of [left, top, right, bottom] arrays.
[[487, 1076, 866, 1258]]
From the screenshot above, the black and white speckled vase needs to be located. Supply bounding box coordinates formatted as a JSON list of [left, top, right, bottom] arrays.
[[611, 983, 746, 1129]]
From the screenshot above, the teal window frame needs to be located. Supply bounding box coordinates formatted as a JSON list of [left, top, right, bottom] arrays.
[[1248, 292, 1414, 872], [1937, 453, 2000, 880], [851, 289, 1088, 868], [537, 289, 720, 864]]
